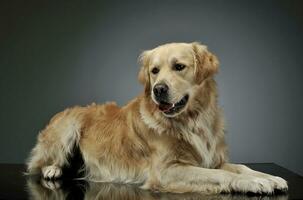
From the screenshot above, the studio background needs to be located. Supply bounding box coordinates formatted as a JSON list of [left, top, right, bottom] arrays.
[[1, 0, 302, 175]]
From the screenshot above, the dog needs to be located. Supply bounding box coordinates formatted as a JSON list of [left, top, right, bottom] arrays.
[[27, 42, 288, 194]]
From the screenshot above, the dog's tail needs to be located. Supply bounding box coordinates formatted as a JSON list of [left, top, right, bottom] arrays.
[[26, 107, 84, 175]]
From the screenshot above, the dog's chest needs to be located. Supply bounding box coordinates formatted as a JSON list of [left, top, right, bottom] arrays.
[[139, 105, 222, 168], [176, 118, 218, 168]]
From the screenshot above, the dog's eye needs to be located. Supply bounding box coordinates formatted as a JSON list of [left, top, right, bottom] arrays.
[[174, 63, 186, 71], [151, 67, 160, 74]]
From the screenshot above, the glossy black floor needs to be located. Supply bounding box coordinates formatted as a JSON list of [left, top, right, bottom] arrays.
[[0, 163, 302, 200]]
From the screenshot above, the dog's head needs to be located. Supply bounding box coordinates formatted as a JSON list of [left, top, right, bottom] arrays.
[[138, 42, 219, 117]]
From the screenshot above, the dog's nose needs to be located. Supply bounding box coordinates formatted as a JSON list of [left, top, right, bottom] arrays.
[[153, 83, 169, 98]]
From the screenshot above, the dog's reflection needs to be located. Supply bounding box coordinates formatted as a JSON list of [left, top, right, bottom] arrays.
[[27, 178, 288, 200]]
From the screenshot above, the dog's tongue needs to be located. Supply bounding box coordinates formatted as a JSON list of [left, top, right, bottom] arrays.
[[159, 103, 173, 112]]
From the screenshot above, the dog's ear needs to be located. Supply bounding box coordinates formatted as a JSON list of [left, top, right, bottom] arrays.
[[138, 50, 151, 95], [192, 42, 219, 84]]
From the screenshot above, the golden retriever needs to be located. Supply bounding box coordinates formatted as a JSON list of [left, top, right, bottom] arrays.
[[27, 42, 288, 194]]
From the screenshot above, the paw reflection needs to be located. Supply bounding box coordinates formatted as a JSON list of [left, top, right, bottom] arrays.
[[41, 179, 62, 190], [27, 178, 67, 200], [27, 178, 288, 200]]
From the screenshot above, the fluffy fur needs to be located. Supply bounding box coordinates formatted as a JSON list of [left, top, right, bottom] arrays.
[[27, 42, 288, 194]]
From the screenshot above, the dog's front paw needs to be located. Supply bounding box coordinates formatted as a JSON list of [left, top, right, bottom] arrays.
[[230, 175, 275, 194], [42, 165, 62, 179], [266, 175, 288, 192]]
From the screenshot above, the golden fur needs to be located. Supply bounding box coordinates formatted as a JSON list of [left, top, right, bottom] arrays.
[[27, 42, 288, 194]]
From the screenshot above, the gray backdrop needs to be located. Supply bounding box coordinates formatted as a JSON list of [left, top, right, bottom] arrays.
[[1, 0, 302, 175]]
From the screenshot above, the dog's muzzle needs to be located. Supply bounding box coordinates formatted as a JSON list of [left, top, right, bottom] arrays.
[[158, 94, 189, 116], [153, 83, 189, 116]]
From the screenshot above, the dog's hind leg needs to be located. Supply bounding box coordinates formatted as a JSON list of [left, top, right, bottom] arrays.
[[26, 108, 83, 179]]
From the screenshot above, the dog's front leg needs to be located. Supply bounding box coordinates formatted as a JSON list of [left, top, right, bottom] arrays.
[[142, 165, 236, 194], [143, 164, 287, 194], [220, 163, 288, 193]]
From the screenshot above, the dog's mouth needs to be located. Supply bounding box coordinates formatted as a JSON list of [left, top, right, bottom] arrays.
[[158, 94, 189, 116]]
